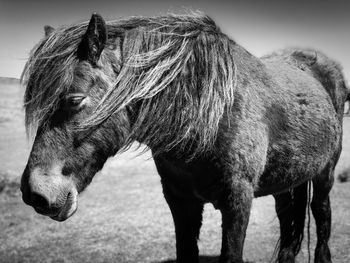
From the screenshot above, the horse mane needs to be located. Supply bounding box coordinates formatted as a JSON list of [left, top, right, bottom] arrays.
[[22, 12, 237, 156]]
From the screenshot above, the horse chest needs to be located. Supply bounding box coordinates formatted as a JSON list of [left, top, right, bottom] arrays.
[[153, 155, 225, 204]]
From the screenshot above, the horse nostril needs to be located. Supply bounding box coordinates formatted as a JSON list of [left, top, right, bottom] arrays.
[[62, 166, 73, 176], [31, 192, 50, 210]]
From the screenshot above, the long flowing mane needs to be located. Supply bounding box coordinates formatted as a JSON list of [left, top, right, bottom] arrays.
[[22, 12, 237, 155]]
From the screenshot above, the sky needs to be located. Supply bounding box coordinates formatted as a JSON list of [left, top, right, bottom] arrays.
[[0, 0, 349, 80]]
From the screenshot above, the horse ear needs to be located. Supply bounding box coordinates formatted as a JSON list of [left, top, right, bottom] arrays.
[[44, 25, 55, 37], [77, 13, 107, 65]]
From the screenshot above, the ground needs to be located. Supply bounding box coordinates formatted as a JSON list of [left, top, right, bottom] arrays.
[[0, 78, 349, 263]]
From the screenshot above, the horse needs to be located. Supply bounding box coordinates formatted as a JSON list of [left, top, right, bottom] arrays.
[[20, 12, 349, 263]]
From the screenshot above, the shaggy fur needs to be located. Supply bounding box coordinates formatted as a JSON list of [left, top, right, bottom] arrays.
[[22, 12, 236, 156], [20, 12, 349, 263], [262, 48, 349, 119]]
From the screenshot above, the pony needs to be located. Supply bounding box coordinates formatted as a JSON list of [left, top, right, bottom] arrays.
[[20, 12, 349, 263]]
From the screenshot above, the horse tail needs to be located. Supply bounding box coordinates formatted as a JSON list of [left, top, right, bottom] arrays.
[[306, 180, 312, 263], [290, 181, 310, 257], [272, 181, 310, 262]]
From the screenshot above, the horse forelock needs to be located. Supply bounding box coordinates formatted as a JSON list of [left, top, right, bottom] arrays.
[[21, 23, 86, 137], [23, 12, 237, 157]]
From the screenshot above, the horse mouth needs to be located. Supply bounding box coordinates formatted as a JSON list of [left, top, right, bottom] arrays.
[[32, 189, 78, 222], [49, 188, 78, 222]]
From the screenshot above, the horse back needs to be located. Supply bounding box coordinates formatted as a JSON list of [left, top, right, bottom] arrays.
[[264, 49, 349, 119]]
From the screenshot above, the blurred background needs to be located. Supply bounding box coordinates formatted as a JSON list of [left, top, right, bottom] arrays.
[[1, 0, 350, 79], [0, 0, 349, 262]]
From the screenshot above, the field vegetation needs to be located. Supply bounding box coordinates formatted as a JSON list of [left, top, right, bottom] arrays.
[[0, 78, 349, 263]]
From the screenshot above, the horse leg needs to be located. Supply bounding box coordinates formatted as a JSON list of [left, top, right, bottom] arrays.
[[218, 180, 253, 263], [163, 185, 204, 263], [273, 182, 308, 263], [312, 166, 334, 263]]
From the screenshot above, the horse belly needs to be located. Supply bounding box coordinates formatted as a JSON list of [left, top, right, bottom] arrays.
[[255, 100, 342, 197]]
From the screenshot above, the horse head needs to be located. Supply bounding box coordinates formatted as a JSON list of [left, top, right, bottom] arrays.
[[20, 14, 128, 221]]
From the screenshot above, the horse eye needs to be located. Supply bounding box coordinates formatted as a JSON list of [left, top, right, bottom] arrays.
[[64, 94, 86, 110]]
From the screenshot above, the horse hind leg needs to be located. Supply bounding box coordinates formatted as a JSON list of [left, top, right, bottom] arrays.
[[311, 164, 335, 263], [273, 181, 308, 263]]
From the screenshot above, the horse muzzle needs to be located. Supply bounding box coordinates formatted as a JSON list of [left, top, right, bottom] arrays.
[[21, 165, 78, 222]]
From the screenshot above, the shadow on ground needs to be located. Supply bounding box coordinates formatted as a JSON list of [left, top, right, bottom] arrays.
[[161, 255, 219, 263], [161, 257, 255, 263]]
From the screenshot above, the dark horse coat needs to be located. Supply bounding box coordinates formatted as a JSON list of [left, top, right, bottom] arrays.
[[20, 13, 348, 263], [154, 47, 346, 263]]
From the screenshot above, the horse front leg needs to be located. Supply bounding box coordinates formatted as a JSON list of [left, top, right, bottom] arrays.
[[218, 180, 253, 263], [162, 185, 204, 263]]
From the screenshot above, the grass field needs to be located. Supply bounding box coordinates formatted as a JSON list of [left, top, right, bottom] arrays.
[[0, 78, 349, 263]]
